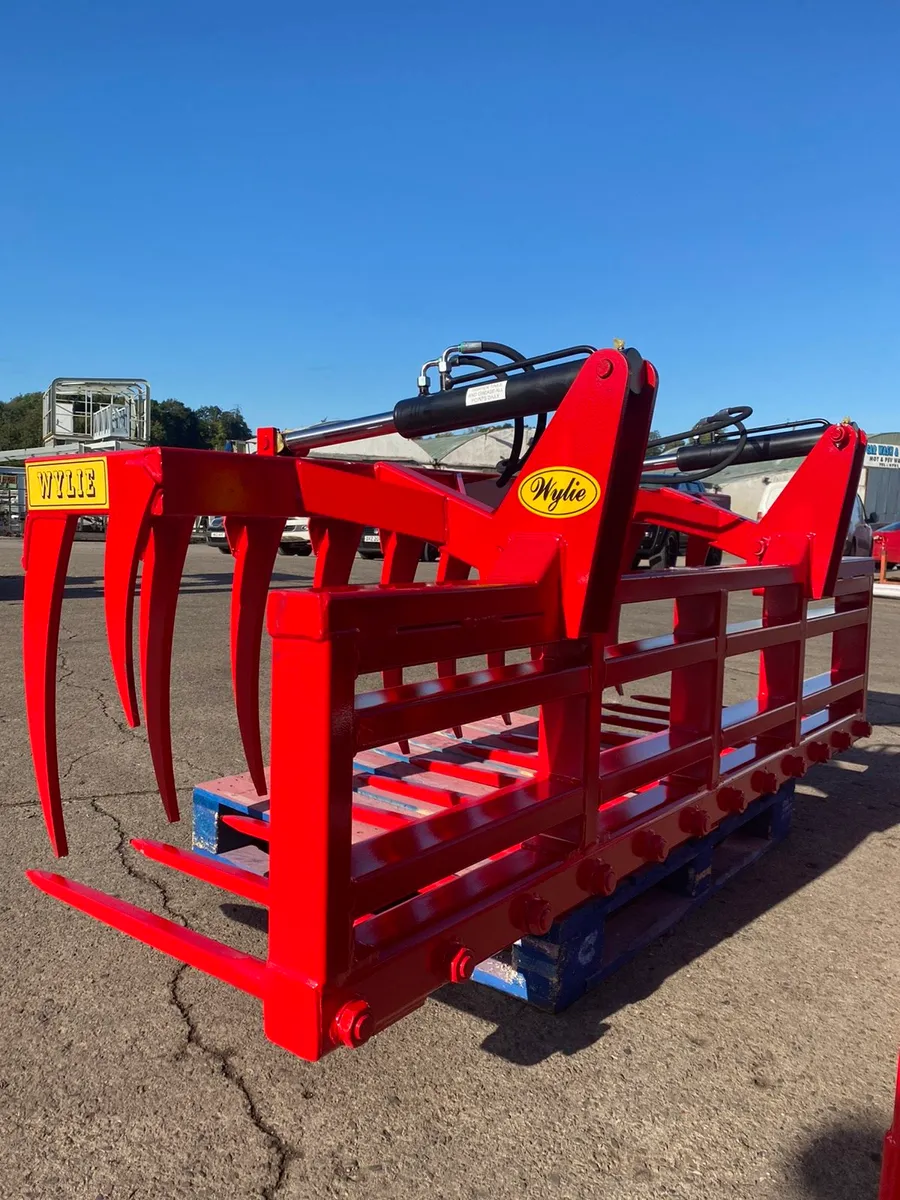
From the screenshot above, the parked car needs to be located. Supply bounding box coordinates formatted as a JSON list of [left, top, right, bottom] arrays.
[[206, 514, 312, 556], [206, 515, 230, 552], [873, 521, 900, 568], [633, 481, 731, 569], [278, 516, 311, 556], [758, 484, 874, 556], [358, 527, 439, 562]]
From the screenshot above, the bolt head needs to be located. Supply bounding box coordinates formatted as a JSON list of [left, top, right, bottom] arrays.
[[751, 769, 778, 795], [634, 830, 668, 863], [513, 894, 553, 936], [717, 786, 747, 814], [596, 358, 614, 380], [448, 946, 475, 983], [681, 805, 711, 836], [577, 859, 617, 897], [781, 754, 806, 778], [807, 741, 830, 763], [331, 999, 373, 1049]]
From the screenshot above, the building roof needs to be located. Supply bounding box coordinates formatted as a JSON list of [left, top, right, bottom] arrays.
[[416, 427, 535, 470], [307, 431, 433, 464], [415, 433, 478, 461]]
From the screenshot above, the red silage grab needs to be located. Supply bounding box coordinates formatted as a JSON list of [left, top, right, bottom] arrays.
[[20, 348, 874, 1061]]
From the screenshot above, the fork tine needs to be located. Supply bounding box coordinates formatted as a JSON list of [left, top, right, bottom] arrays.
[[103, 471, 156, 727], [138, 515, 194, 822], [22, 513, 78, 856], [226, 516, 284, 795]]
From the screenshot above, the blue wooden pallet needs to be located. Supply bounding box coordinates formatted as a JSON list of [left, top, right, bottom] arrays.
[[192, 769, 794, 1017], [192, 771, 271, 873], [472, 781, 795, 1012]]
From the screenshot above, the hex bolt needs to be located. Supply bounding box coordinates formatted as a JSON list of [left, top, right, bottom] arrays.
[[596, 358, 614, 379], [830, 730, 852, 751], [577, 859, 617, 897], [807, 741, 830, 763], [513, 894, 553, 936], [633, 830, 668, 863], [681, 805, 711, 836], [331, 999, 373, 1049], [851, 719, 873, 739], [781, 753, 806, 778], [717, 786, 747, 814], [448, 946, 476, 984], [751, 768, 778, 795]]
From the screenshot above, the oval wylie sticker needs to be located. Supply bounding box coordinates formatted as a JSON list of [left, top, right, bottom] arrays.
[[517, 467, 601, 518]]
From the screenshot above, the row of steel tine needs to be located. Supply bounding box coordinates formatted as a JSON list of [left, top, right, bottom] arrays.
[[22, 484, 481, 858]]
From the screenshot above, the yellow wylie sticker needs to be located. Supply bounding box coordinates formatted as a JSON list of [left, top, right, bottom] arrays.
[[518, 467, 601, 518], [25, 456, 109, 511]]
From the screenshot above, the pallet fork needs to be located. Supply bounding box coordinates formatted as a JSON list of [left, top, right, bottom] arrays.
[[20, 343, 874, 1061]]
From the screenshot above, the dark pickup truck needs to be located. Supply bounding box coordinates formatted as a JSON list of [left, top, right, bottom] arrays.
[[633, 480, 731, 569]]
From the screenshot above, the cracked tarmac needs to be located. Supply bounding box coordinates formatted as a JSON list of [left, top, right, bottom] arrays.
[[0, 540, 897, 1200]]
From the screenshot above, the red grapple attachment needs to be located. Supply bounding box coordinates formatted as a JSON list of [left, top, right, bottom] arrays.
[[20, 347, 874, 1065]]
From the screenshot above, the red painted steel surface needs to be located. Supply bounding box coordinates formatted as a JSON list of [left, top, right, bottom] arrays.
[[19, 349, 875, 1061], [881, 1054, 900, 1200], [874, 528, 900, 567]]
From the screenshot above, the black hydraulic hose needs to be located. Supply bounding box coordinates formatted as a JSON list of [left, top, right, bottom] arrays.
[[438, 341, 532, 486], [644, 407, 751, 484], [474, 344, 531, 487], [447, 345, 597, 388], [645, 407, 754, 455], [675, 428, 824, 471], [450, 352, 526, 478]]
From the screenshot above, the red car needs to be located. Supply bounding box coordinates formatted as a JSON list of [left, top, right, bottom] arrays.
[[873, 522, 900, 567]]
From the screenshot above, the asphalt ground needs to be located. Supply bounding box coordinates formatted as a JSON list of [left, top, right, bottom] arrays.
[[0, 538, 897, 1200]]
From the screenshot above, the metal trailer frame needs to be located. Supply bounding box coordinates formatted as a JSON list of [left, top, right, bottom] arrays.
[[42, 378, 151, 447]]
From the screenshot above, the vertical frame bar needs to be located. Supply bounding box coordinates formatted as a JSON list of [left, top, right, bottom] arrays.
[[669, 588, 727, 788], [264, 600, 357, 1060], [830, 576, 873, 721], [758, 581, 806, 748]]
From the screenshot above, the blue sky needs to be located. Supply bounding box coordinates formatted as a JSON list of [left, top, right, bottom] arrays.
[[1, 0, 898, 438]]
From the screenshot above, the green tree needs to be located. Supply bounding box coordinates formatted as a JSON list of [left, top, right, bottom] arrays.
[[0, 392, 43, 450], [645, 428, 686, 458], [195, 405, 252, 449], [150, 399, 204, 447]]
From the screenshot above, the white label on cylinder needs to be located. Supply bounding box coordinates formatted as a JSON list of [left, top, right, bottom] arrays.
[[465, 381, 507, 407]]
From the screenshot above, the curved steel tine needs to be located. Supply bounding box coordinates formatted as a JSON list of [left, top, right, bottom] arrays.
[[138, 515, 194, 823], [22, 513, 78, 856], [311, 518, 364, 588], [103, 470, 156, 727], [226, 516, 284, 796]]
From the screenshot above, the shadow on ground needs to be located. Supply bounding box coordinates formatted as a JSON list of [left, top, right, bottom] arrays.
[[0, 571, 314, 603], [792, 1114, 885, 1198], [433, 733, 898, 1064]]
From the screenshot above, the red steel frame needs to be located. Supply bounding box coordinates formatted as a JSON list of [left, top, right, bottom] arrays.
[[19, 348, 875, 1061], [882, 1055, 900, 1199]]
